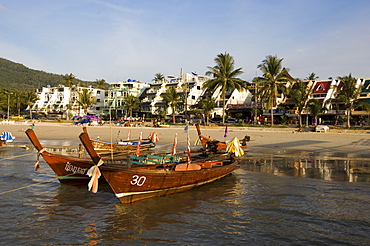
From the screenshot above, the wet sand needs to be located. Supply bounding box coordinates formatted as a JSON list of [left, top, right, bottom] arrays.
[[2, 122, 370, 155]]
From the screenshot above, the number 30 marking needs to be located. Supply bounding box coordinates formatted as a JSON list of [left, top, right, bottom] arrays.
[[130, 175, 146, 186]]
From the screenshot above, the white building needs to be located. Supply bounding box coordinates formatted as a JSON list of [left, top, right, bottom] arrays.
[[140, 73, 209, 117], [105, 79, 150, 117], [31, 85, 105, 118], [140, 72, 252, 119]]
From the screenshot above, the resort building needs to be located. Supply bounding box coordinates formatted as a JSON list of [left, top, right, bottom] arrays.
[[31, 85, 105, 118], [104, 79, 150, 118], [140, 73, 210, 118]]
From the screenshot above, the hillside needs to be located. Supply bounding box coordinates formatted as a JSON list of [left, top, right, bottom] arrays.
[[0, 58, 90, 91]]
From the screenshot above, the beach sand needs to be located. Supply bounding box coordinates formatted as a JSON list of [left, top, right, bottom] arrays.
[[2, 122, 369, 156]]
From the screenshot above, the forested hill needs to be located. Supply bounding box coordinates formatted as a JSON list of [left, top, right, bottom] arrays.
[[0, 58, 90, 91]]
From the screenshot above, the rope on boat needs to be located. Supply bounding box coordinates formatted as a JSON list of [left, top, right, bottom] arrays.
[[0, 177, 58, 195], [0, 169, 81, 196], [0, 152, 34, 162]]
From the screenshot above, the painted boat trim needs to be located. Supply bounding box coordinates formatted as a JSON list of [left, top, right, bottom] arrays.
[[58, 176, 90, 180], [115, 173, 230, 198]]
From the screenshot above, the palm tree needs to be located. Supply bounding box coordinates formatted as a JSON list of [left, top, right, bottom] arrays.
[[23, 90, 39, 119], [63, 73, 75, 87], [336, 74, 362, 128], [306, 72, 319, 81], [77, 89, 96, 115], [152, 73, 165, 83], [256, 55, 292, 126], [161, 87, 181, 123], [198, 97, 216, 125], [307, 99, 326, 126], [287, 80, 311, 129], [95, 79, 107, 90], [122, 95, 141, 118], [204, 52, 246, 124]]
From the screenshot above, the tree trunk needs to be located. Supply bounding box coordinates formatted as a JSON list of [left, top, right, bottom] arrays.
[[222, 92, 226, 124], [346, 108, 351, 128], [298, 112, 302, 129]]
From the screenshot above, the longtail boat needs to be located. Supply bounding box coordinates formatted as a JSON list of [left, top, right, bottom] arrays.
[[79, 131, 240, 204], [195, 124, 248, 153], [85, 127, 158, 155], [90, 138, 155, 155], [25, 129, 130, 185], [26, 129, 179, 186]]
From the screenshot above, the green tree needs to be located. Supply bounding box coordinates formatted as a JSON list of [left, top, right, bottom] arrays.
[[287, 80, 311, 129], [336, 74, 362, 128], [23, 90, 39, 119], [95, 79, 107, 90], [307, 99, 326, 126], [77, 89, 96, 115], [198, 97, 216, 125], [122, 95, 141, 118], [63, 73, 75, 87], [161, 87, 181, 124], [204, 52, 246, 124], [152, 73, 165, 83], [306, 72, 319, 81], [256, 55, 292, 126]]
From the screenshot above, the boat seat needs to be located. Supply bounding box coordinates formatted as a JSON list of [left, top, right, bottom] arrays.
[[163, 154, 181, 163], [199, 161, 223, 169], [128, 155, 146, 165], [146, 154, 164, 165], [175, 163, 201, 171]]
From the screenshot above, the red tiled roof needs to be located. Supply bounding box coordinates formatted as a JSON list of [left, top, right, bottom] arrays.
[[312, 81, 331, 94]]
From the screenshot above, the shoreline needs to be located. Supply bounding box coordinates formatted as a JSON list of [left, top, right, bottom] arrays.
[[2, 122, 369, 156]]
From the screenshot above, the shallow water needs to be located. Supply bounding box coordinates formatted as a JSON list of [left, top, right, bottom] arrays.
[[0, 142, 369, 245]]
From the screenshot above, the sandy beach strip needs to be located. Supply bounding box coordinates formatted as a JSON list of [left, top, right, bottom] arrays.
[[1, 122, 369, 155]]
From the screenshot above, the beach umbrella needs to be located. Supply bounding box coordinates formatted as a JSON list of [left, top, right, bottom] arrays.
[[172, 133, 177, 155]]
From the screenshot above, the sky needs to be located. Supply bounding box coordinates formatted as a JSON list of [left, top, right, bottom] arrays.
[[1, 0, 370, 83]]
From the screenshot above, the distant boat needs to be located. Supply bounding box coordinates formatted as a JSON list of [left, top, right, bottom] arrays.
[[83, 127, 157, 155], [90, 138, 155, 155], [195, 124, 248, 153]]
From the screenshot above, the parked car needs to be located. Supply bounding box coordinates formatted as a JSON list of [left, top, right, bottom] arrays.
[[226, 118, 238, 123], [190, 116, 203, 124], [210, 117, 223, 123]]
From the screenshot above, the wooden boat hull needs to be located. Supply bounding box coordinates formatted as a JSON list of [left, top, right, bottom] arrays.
[[26, 129, 127, 186], [91, 139, 155, 154], [40, 151, 96, 186], [100, 159, 238, 203]]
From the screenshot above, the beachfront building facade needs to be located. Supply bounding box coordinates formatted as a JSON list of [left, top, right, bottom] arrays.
[[140, 73, 209, 119], [354, 79, 370, 121], [138, 72, 253, 120], [104, 80, 150, 118], [30, 85, 105, 118], [279, 78, 368, 125]]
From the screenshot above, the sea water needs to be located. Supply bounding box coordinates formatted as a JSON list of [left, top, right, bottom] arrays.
[[0, 142, 369, 245]]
